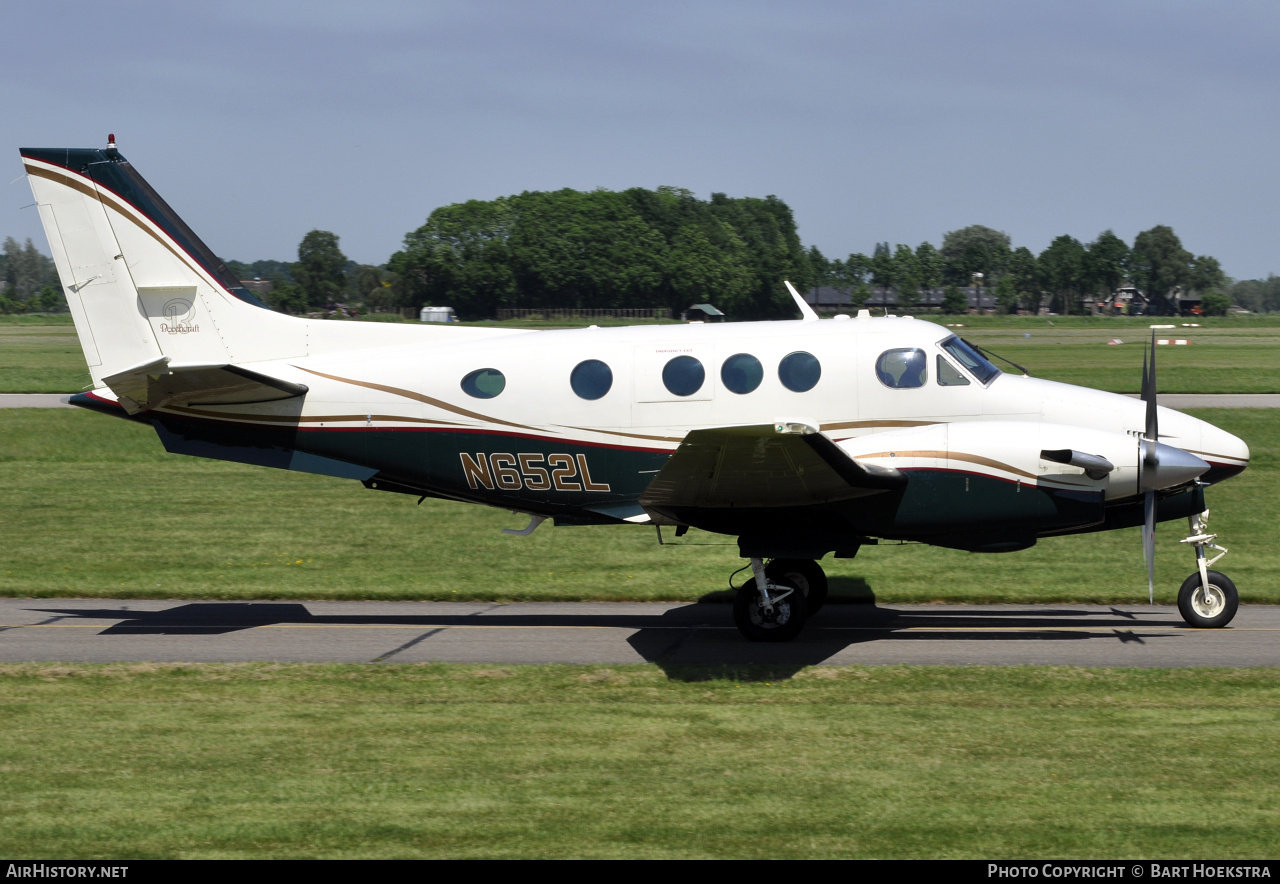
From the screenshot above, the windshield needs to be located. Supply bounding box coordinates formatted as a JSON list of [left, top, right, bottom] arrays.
[[939, 335, 1000, 385]]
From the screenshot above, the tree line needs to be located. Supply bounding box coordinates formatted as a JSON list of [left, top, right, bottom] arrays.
[[808, 224, 1231, 316], [0, 238, 61, 314], [3, 185, 1273, 319]]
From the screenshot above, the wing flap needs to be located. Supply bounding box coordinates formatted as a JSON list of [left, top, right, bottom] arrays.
[[102, 357, 308, 414], [639, 422, 905, 510]]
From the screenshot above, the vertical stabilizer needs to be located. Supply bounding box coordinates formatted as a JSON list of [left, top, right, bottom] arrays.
[[21, 142, 308, 386]]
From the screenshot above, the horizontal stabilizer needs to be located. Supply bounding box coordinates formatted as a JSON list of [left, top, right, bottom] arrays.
[[640, 422, 904, 511], [102, 357, 308, 414]]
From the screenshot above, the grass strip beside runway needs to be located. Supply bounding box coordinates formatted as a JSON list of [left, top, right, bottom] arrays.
[[1, 663, 1277, 859], [1, 408, 1276, 604]]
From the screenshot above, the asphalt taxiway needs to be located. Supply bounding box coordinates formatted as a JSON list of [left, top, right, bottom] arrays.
[[1, 599, 1276, 669]]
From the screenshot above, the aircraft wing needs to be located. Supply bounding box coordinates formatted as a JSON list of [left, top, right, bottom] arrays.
[[639, 422, 905, 511], [102, 356, 308, 414]]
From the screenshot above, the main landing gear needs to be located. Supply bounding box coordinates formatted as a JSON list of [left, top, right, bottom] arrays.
[[1177, 510, 1238, 629], [733, 557, 829, 642]]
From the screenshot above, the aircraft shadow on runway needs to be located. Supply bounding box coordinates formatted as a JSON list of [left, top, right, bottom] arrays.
[[31, 592, 1184, 682]]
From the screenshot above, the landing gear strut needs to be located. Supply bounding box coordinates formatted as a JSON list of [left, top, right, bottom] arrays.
[[733, 557, 809, 642], [1177, 510, 1238, 628]]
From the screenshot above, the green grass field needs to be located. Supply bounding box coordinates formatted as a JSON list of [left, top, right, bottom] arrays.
[[0, 407, 1274, 604], [2, 663, 1277, 859]]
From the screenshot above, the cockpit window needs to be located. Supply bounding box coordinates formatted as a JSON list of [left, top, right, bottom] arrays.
[[876, 348, 927, 388], [939, 335, 1000, 384], [937, 355, 970, 386]]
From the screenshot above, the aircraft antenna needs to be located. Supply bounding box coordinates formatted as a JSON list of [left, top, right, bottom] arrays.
[[784, 280, 820, 322]]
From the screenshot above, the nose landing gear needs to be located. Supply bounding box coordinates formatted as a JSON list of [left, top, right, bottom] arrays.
[[1177, 510, 1238, 628]]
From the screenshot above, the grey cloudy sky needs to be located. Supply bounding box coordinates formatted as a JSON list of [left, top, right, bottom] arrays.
[[4, 0, 1278, 279]]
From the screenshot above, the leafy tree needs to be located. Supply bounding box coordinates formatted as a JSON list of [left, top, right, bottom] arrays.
[[1038, 235, 1087, 314], [224, 258, 295, 284], [993, 274, 1019, 314], [940, 225, 1011, 286], [37, 284, 64, 312], [830, 253, 872, 309], [870, 242, 893, 288], [1008, 246, 1041, 313], [666, 222, 754, 313], [1200, 292, 1231, 316], [391, 186, 808, 320], [915, 241, 944, 293], [1130, 225, 1190, 313], [1229, 275, 1280, 313], [1085, 230, 1129, 307], [941, 284, 968, 315], [892, 244, 920, 312], [293, 230, 348, 308], [807, 246, 831, 288], [2, 237, 58, 305], [1187, 255, 1225, 295], [266, 282, 309, 315]]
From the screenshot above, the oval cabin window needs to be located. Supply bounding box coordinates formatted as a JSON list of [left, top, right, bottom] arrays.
[[876, 349, 927, 388], [460, 368, 506, 399]]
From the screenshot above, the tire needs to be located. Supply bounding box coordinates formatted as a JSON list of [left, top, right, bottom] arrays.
[[1177, 570, 1239, 629], [733, 578, 808, 642], [765, 558, 828, 615]]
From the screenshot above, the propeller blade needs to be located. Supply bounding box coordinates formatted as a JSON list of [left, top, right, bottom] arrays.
[[1144, 490, 1156, 605], [1144, 332, 1159, 449], [1140, 334, 1158, 606]]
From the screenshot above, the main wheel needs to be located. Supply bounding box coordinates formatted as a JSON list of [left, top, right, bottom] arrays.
[[1177, 570, 1239, 628], [733, 578, 808, 642], [765, 558, 828, 615]]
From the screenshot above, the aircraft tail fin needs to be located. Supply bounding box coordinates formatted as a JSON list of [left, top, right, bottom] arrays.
[[20, 139, 312, 388]]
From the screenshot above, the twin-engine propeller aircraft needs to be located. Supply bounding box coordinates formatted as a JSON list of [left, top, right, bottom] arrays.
[[19, 138, 1250, 641]]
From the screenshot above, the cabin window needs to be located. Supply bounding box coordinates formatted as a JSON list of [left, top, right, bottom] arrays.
[[721, 353, 763, 394], [570, 359, 613, 400], [939, 335, 1000, 384], [662, 355, 705, 397], [937, 355, 970, 386], [876, 349, 927, 388], [460, 368, 506, 399], [778, 351, 821, 392]]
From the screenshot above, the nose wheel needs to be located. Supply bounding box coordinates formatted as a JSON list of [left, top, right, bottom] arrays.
[[1177, 570, 1237, 628], [1177, 511, 1238, 628]]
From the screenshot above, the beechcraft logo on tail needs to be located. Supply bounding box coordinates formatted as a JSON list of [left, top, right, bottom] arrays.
[[160, 298, 199, 335]]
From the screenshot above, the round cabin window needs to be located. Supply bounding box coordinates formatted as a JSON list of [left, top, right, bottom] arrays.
[[570, 359, 613, 400], [662, 355, 705, 397], [778, 351, 821, 392]]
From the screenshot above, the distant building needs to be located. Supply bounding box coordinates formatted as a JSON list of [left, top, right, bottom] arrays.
[[806, 286, 997, 312], [420, 306, 457, 323]]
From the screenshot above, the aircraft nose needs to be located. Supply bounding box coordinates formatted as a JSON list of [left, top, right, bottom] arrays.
[[1199, 422, 1250, 485]]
